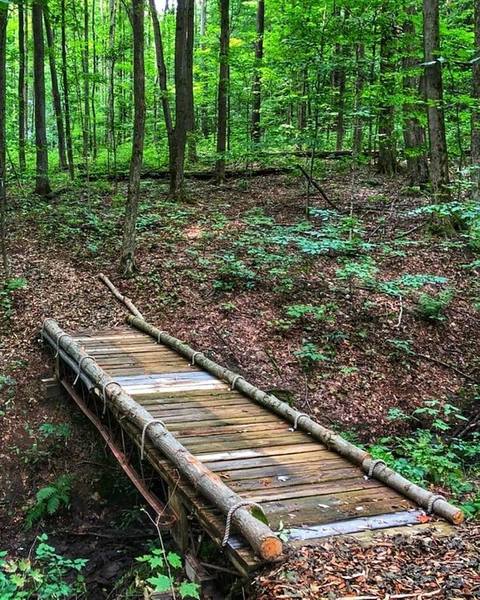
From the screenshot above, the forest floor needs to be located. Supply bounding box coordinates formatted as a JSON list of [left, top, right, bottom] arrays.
[[1, 162, 479, 598]]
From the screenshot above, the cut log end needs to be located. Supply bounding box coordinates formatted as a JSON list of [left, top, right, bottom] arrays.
[[452, 510, 464, 525], [259, 536, 283, 561]]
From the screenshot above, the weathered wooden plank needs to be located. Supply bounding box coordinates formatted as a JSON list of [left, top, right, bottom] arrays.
[[196, 444, 324, 463], [182, 433, 311, 454]]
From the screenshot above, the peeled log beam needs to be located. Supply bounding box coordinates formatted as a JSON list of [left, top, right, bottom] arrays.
[[41, 319, 283, 561], [128, 316, 464, 526]]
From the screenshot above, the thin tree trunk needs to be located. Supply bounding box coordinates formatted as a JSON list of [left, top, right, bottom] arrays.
[[186, 0, 197, 163], [472, 0, 480, 199], [423, 0, 450, 199], [91, 0, 98, 160], [121, 0, 146, 276], [32, 0, 51, 196], [149, 0, 174, 169], [215, 0, 229, 183], [402, 8, 428, 185], [0, 4, 8, 274], [108, 0, 117, 176], [18, 1, 27, 173], [44, 4, 68, 171], [82, 0, 90, 161], [199, 0, 209, 138], [251, 0, 264, 144], [353, 43, 365, 159], [61, 0, 75, 178], [169, 0, 194, 199], [377, 11, 397, 175]]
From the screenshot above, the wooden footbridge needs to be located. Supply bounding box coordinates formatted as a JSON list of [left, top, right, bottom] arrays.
[[40, 277, 462, 579]]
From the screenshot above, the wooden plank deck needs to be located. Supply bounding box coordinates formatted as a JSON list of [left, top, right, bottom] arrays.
[[70, 327, 437, 572]]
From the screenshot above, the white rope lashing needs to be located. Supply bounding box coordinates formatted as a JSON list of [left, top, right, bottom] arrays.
[[427, 494, 446, 514], [157, 331, 166, 344], [230, 375, 244, 390], [73, 355, 96, 385], [101, 380, 122, 415], [367, 459, 386, 479], [221, 500, 264, 547], [191, 351, 203, 366], [140, 419, 167, 460], [55, 333, 70, 358], [291, 413, 310, 431]]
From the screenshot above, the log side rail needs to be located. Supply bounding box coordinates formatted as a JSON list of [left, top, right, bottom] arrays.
[[127, 315, 464, 526], [41, 318, 283, 563]]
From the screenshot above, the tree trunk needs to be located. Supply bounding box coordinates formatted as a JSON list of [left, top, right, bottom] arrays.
[[0, 4, 8, 274], [215, 0, 229, 183], [353, 43, 365, 159], [402, 9, 428, 185], [332, 38, 346, 152], [82, 0, 90, 161], [91, 0, 98, 160], [169, 0, 194, 199], [32, 0, 51, 196], [377, 11, 397, 175], [251, 0, 264, 144], [44, 4, 68, 171], [108, 0, 117, 176], [423, 0, 450, 199], [472, 0, 480, 199], [61, 0, 75, 178], [185, 0, 197, 163], [121, 0, 146, 276], [18, 1, 27, 173]]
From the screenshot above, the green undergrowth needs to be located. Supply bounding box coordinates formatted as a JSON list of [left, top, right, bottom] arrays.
[[0, 534, 87, 599], [365, 399, 480, 519]]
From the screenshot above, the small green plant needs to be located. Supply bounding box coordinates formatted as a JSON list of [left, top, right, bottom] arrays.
[[25, 476, 73, 530], [135, 548, 200, 599], [284, 303, 337, 324], [294, 342, 329, 369], [213, 254, 256, 291], [415, 289, 453, 322], [0, 278, 27, 319], [0, 534, 87, 599]]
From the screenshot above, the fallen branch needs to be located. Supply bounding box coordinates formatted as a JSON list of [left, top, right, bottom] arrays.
[[99, 273, 145, 320], [416, 352, 477, 383], [296, 164, 341, 212]]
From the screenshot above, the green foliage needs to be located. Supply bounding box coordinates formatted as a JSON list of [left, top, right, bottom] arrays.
[[415, 289, 453, 322], [284, 303, 337, 324], [294, 342, 330, 369], [213, 254, 256, 291], [135, 548, 200, 599], [0, 534, 87, 599], [16, 423, 71, 468], [25, 476, 73, 530], [370, 400, 480, 518], [0, 278, 27, 319]]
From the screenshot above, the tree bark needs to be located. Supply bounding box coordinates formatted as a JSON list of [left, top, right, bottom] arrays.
[[32, 0, 52, 196], [402, 9, 428, 185], [61, 0, 75, 178], [0, 4, 8, 274], [42, 318, 283, 561], [423, 0, 450, 199], [169, 0, 194, 199], [120, 0, 146, 276], [472, 0, 480, 199], [251, 0, 264, 144], [215, 0, 229, 183], [376, 9, 397, 175], [18, 1, 27, 173], [91, 0, 98, 160], [44, 4, 68, 171]]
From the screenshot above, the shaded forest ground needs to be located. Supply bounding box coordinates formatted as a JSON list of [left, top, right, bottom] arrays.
[[1, 163, 479, 597]]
